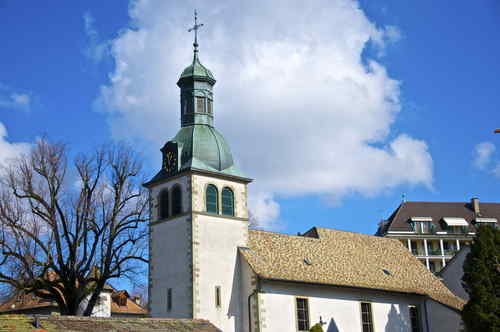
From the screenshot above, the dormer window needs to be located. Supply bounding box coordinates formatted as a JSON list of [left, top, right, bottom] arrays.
[[409, 217, 433, 234], [442, 217, 469, 234], [474, 217, 498, 228]]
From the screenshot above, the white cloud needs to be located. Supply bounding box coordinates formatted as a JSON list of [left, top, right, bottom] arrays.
[[0, 123, 30, 168], [96, 0, 433, 229], [493, 163, 500, 178], [473, 141, 495, 170], [0, 84, 31, 112], [83, 11, 108, 62], [248, 192, 281, 230]]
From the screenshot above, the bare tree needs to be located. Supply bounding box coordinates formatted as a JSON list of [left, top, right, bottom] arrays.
[[0, 139, 148, 316]]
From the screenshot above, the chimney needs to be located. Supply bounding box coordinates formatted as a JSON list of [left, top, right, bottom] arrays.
[[133, 295, 141, 305], [471, 197, 481, 216]]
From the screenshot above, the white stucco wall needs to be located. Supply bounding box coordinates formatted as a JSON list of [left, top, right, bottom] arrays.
[[192, 174, 248, 219], [149, 174, 193, 318], [193, 213, 248, 332], [149, 175, 191, 221], [426, 299, 464, 332], [239, 258, 257, 332], [150, 215, 192, 318], [257, 281, 428, 332], [77, 291, 111, 317]]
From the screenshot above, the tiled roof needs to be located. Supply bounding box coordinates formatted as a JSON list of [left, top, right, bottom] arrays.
[[110, 291, 146, 315], [0, 290, 146, 316], [240, 227, 465, 310], [378, 201, 500, 234], [0, 315, 222, 332], [0, 294, 56, 313]]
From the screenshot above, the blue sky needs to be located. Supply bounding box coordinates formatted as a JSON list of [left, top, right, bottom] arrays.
[[1, 0, 500, 238]]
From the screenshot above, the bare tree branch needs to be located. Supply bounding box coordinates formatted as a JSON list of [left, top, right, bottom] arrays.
[[0, 139, 148, 315]]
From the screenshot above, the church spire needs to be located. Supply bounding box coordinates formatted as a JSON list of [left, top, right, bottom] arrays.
[[177, 10, 216, 127], [188, 10, 203, 56]]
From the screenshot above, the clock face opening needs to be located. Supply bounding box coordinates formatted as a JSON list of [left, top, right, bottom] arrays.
[[162, 142, 178, 174]]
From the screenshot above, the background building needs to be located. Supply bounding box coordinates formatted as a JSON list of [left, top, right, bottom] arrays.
[[377, 197, 499, 273], [0, 287, 146, 317]]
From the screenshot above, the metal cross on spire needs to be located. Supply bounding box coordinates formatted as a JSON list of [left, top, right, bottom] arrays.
[[188, 10, 204, 53]]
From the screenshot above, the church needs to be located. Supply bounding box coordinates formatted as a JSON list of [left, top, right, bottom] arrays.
[[143, 15, 464, 332]]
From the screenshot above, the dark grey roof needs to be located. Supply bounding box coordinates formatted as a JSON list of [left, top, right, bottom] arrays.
[[377, 201, 500, 235]]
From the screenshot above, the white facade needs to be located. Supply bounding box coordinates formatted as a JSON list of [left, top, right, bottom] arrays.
[[149, 171, 464, 332], [249, 280, 428, 332], [77, 290, 112, 317], [149, 171, 250, 332]]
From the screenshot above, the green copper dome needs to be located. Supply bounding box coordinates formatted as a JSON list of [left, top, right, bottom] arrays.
[[172, 125, 243, 177], [178, 54, 216, 85]]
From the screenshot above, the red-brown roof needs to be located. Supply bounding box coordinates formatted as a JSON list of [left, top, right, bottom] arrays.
[[377, 200, 500, 234], [0, 289, 146, 315]]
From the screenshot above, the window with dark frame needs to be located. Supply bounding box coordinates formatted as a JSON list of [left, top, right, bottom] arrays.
[[196, 97, 205, 113], [159, 190, 169, 219], [221, 187, 234, 216], [296, 298, 310, 331], [360, 302, 374, 332], [171, 186, 182, 216], [206, 184, 218, 214], [167, 288, 172, 312], [207, 99, 213, 114], [215, 286, 221, 308], [409, 305, 421, 332]]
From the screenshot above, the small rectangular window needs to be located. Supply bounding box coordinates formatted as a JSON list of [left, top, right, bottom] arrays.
[[207, 99, 213, 114], [167, 288, 172, 312], [409, 305, 421, 332], [196, 97, 205, 113], [296, 298, 310, 331], [215, 286, 221, 308], [360, 302, 374, 332]]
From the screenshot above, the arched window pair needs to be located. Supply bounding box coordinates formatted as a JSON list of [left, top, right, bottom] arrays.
[[206, 185, 234, 217], [158, 186, 182, 220]]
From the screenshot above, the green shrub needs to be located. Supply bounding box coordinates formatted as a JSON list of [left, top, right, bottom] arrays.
[[309, 323, 324, 332]]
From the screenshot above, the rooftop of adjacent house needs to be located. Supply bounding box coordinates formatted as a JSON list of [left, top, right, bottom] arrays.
[[0, 315, 222, 332], [377, 199, 500, 235], [0, 289, 146, 316], [239, 227, 465, 311]]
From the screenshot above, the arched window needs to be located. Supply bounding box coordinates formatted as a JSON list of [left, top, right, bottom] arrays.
[[206, 184, 218, 214], [159, 190, 169, 219], [221, 187, 234, 217], [171, 185, 182, 216]]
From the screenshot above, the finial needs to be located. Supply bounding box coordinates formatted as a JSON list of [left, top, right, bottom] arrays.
[[188, 9, 204, 54], [402, 193, 406, 203]]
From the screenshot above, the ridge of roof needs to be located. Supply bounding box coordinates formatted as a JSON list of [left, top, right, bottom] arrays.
[[398, 200, 499, 205]]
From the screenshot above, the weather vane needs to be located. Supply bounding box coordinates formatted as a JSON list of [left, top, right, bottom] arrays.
[[188, 10, 204, 53]]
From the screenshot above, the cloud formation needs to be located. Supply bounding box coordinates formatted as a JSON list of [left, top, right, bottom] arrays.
[[473, 141, 495, 170], [0, 123, 30, 168], [0, 84, 31, 112], [96, 0, 433, 228], [83, 11, 108, 63]]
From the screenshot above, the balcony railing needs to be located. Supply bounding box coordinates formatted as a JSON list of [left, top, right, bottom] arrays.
[[411, 248, 426, 256], [427, 248, 441, 256], [443, 249, 457, 256]]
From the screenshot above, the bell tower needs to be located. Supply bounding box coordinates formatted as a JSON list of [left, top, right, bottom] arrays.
[[144, 11, 252, 332]]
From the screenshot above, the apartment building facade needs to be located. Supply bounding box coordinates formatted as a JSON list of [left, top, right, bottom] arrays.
[[376, 198, 499, 273]]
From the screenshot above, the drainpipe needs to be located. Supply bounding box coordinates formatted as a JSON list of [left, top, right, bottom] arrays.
[[424, 298, 431, 332], [247, 278, 261, 332]]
